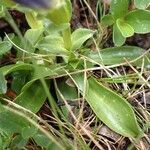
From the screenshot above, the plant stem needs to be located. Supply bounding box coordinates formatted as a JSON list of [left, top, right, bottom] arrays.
[[62, 25, 72, 50], [40, 78, 66, 137], [4, 9, 24, 44], [4, 9, 27, 59]]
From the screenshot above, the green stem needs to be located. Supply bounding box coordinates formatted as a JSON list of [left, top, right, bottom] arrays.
[[40, 78, 57, 115], [62, 25, 72, 50], [4, 9, 24, 44], [4, 9, 27, 59], [40, 78, 66, 137]]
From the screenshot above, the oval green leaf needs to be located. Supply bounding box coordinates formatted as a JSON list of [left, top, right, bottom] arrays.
[[116, 19, 134, 37], [125, 10, 150, 34], [85, 46, 150, 67], [134, 0, 150, 9], [24, 28, 44, 46], [113, 23, 126, 46], [71, 28, 95, 51], [48, 0, 72, 24], [101, 14, 114, 26], [36, 35, 67, 54], [15, 81, 47, 113], [110, 0, 129, 19], [25, 12, 43, 29], [86, 77, 142, 138]]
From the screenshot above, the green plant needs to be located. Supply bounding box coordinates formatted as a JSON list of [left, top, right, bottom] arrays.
[[101, 0, 150, 46], [0, 0, 149, 149]]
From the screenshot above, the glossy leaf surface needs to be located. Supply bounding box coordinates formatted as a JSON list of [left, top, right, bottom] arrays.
[[110, 0, 129, 19], [113, 23, 126, 46], [125, 10, 150, 34], [36, 35, 67, 54], [101, 14, 114, 26], [85, 46, 150, 67], [25, 28, 44, 46], [15, 81, 47, 113], [71, 28, 95, 51], [116, 19, 134, 37], [85, 77, 142, 138], [25, 12, 43, 29], [134, 0, 150, 9], [48, 0, 72, 24], [0, 41, 12, 56]]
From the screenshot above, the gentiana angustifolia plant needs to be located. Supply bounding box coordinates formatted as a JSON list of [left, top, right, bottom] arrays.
[[101, 0, 150, 46], [0, 0, 149, 149]]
